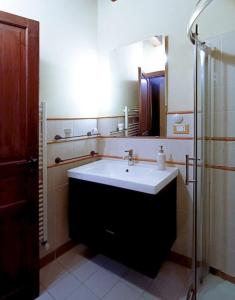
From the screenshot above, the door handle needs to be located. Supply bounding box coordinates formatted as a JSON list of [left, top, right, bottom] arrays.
[[16, 157, 38, 168], [186, 285, 195, 300], [185, 155, 197, 185], [105, 229, 115, 235]]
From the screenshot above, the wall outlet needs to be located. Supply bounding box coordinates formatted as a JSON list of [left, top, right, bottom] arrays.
[[173, 124, 190, 134]]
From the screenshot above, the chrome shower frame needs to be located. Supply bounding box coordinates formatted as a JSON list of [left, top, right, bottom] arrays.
[[186, 1, 215, 299]]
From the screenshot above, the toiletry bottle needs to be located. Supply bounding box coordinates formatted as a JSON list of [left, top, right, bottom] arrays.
[[157, 145, 166, 170]]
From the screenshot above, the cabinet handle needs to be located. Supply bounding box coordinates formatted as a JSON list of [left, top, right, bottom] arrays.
[[105, 229, 115, 235]]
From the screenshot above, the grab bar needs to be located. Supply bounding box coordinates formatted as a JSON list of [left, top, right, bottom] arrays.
[[187, 0, 214, 44], [55, 151, 98, 164], [54, 133, 100, 140]]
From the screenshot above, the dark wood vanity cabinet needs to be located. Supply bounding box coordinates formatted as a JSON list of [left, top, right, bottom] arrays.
[[69, 178, 176, 278]]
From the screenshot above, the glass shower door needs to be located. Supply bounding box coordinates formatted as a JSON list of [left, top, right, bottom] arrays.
[[196, 31, 235, 299], [186, 39, 209, 300], [194, 40, 210, 299]]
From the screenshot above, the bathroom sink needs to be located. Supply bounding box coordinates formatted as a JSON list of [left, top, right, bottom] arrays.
[[67, 159, 178, 195]]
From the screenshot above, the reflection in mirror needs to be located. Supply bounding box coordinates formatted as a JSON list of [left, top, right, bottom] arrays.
[[100, 35, 168, 137]]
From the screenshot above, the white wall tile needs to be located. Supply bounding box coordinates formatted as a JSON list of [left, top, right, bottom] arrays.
[[73, 139, 98, 157], [41, 159, 97, 259], [54, 184, 70, 248], [98, 117, 125, 136], [213, 84, 235, 113], [98, 138, 193, 163], [209, 169, 235, 276], [47, 121, 56, 141], [207, 111, 235, 137], [47, 119, 98, 142], [47, 143, 74, 165], [73, 119, 98, 136], [53, 120, 74, 139], [207, 141, 235, 167], [176, 165, 193, 212]]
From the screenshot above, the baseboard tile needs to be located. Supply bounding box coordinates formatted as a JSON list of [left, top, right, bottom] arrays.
[[40, 244, 235, 286], [168, 251, 192, 269], [210, 267, 235, 284], [40, 240, 76, 269], [169, 252, 235, 285]]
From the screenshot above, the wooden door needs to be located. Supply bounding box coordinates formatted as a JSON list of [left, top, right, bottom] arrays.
[[138, 67, 151, 136], [149, 75, 166, 136], [0, 11, 39, 300], [158, 76, 166, 136]]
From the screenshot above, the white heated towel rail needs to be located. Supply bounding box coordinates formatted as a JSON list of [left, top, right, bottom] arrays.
[[123, 106, 140, 136], [39, 102, 48, 246]]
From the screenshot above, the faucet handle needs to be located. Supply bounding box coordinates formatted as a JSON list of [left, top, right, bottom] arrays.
[[124, 149, 133, 155]]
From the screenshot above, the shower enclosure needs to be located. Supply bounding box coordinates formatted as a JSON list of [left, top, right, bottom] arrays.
[[187, 0, 235, 299]]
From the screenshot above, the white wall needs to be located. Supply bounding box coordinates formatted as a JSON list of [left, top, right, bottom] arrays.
[[97, 0, 235, 113], [97, 0, 196, 112], [2, 0, 234, 116], [198, 0, 235, 39], [0, 0, 98, 117], [99, 39, 167, 116]]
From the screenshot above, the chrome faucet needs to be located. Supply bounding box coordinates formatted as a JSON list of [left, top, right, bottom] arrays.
[[124, 149, 134, 166]]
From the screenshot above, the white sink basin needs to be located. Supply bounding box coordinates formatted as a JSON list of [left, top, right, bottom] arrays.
[[67, 159, 178, 195]]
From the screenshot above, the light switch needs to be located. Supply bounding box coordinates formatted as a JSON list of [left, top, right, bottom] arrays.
[[173, 124, 189, 134]]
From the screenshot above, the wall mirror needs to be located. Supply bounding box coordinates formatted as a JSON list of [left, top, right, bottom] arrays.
[[100, 35, 168, 137]]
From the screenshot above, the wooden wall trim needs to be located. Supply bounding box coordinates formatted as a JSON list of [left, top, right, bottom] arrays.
[[47, 111, 195, 121], [46, 134, 235, 142], [47, 136, 193, 142], [100, 135, 235, 141], [210, 267, 235, 284], [143, 70, 166, 78], [100, 135, 193, 140], [47, 136, 98, 144], [169, 252, 235, 285], [47, 156, 96, 168], [167, 111, 194, 115], [47, 115, 124, 121], [166, 136, 193, 140], [206, 164, 235, 172], [205, 137, 235, 142]]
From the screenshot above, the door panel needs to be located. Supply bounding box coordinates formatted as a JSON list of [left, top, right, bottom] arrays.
[[138, 67, 150, 135], [0, 24, 27, 162], [0, 11, 39, 300]]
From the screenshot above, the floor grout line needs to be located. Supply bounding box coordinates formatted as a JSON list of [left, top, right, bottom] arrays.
[[100, 278, 122, 299]]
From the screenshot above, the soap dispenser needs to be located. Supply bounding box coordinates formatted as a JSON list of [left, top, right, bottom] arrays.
[[157, 145, 166, 170]]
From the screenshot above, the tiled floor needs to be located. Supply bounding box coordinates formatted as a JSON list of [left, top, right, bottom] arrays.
[[38, 245, 191, 300]]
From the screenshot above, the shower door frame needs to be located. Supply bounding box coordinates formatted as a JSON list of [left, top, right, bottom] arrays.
[[187, 1, 215, 299]]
